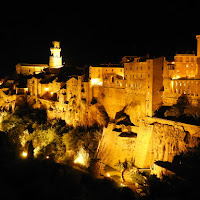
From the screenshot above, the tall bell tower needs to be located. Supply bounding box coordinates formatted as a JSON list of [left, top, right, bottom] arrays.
[[49, 41, 63, 68]]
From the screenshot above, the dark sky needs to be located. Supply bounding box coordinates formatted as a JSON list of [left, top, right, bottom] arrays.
[[1, 1, 200, 74]]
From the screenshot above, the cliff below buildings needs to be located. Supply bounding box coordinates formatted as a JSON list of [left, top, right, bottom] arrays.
[[97, 115, 200, 169], [1, 89, 200, 171], [28, 96, 109, 128]]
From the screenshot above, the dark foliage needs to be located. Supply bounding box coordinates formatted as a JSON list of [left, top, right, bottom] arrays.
[[0, 147, 135, 200]]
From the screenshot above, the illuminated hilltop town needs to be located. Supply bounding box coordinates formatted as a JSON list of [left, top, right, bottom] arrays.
[[1, 36, 200, 176]]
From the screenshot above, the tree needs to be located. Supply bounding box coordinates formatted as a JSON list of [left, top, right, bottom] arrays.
[[27, 140, 34, 160]]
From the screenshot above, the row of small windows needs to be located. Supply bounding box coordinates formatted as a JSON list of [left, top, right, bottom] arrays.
[[175, 57, 196, 62], [125, 66, 151, 70], [97, 69, 123, 72], [125, 74, 150, 79], [172, 81, 200, 96], [174, 89, 199, 96]]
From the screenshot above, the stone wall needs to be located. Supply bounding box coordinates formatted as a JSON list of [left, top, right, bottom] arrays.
[[97, 117, 200, 169], [134, 125, 154, 168], [101, 87, 126, 120], [97, 123, 137, 168]]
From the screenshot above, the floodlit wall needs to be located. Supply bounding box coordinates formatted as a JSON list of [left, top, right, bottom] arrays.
[[97, 123, 138, 168], [97, 118, 200, 169], [16, 64, 48, 75]]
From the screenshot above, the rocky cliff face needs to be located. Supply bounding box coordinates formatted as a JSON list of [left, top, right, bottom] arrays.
[[29, 96, 109, 128], [152, 122, 200, 163], [97, 116, 200, 169], [63, 98, 109, 127], [15, 95, 200, 169]]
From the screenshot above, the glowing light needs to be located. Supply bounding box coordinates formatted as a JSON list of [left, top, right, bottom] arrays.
[[33, 146, 41, 157], [46, 155, 49, 159], [91, 78, 103, 86], [45, 87, 49, 91], [171, 81, 174, 89], [120, 183, 126, 187], [50, 66, 63, 69], [74, 147, 90, 168], [107, 173, 110, 177], [50, 92, 53, 95], [74, 154, 85, 165], [172, 75, 180, 80], [21, 151, 28, 158]]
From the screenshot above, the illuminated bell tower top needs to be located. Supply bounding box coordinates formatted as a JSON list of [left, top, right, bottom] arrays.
[[49, 41, 63, 68]]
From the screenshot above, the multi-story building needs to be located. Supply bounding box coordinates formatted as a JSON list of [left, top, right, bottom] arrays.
[[89, 63, 124, 86], [124, 56, 165, 117], [163, 35, 200, 106]]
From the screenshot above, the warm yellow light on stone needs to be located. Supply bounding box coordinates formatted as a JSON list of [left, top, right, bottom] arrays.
[[21, 151, 28, 158], [106, 173, 110, 177], [45, 87, 49, 91], [91, 78, 103, 86]]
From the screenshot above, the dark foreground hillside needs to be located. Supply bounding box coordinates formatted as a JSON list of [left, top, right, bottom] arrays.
[[0, 132, 135, 200]]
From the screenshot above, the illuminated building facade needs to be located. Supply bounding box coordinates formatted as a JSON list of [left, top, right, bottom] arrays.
[[49, 41, 63, 68], [124, 56, 164, 117], [163, 35, 200, 106], [89, 64, 124, 87], [16, 41, 63, 75], [16, 63, 48, 75], [4, 35, 200, 119]]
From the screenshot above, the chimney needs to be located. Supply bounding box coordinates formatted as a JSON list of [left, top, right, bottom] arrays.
[[196, 35, 200, 57]]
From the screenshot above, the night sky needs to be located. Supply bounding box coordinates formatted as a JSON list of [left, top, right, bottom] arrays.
[[1, 1, 200, 75]]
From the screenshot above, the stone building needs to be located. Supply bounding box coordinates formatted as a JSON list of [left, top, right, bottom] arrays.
[[16, 63, 48, 75], [89, 63, 124, 87], [124, 56, 165, 117], [89, 63, 125, 119], [16, 41, 63, 76], [163, 35, 200, 106], [49, 41, 62, 68]]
